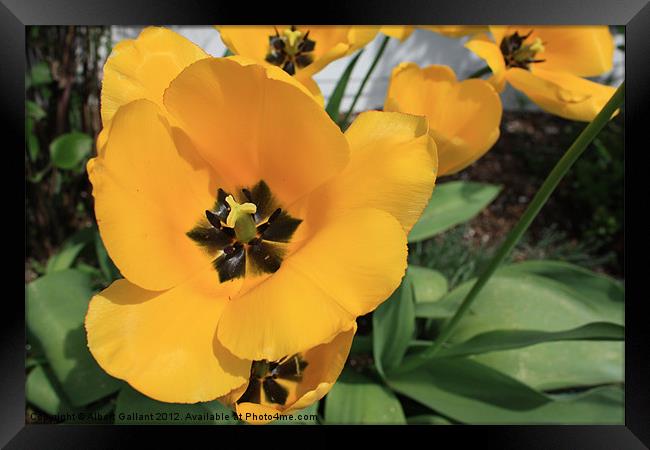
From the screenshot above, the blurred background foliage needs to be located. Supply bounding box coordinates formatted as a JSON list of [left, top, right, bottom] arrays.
[[25, 26, 624, 425]]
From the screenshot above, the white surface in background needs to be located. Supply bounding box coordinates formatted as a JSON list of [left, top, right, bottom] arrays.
[[112, 26, 624, 112]]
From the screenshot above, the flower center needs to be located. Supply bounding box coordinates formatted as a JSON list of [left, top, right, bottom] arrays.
[[225, 195, 258, 243], [265, 25, 316, 76], [500, 31, 546, 70], [186, 180, 302, 282], [238, 354, 309, 406]]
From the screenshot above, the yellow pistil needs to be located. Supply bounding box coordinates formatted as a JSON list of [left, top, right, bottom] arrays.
[[528, 37, 545, 54], [226, 195, 258, 243], [283, 28, 303, 55]]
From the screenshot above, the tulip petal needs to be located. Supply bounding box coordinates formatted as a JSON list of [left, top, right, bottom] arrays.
[[308, 110, 437, 234], [164, 57, 349, 206], [85, 267, 250, 404], [507, 67, 618, 122], [101, 27, 208, 125], [88, 99, 218, 291], [217, 208, 407, 361]]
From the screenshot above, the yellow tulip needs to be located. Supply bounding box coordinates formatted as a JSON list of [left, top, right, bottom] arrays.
[[217, 25, 378, 98], [466, 26, 618, 121], [385, 63, 502, 176], [86, 27, 437, 406]]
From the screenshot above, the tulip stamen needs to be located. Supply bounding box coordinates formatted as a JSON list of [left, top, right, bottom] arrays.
[[186, 180, 302, 282], [238, 354, 309, 406], [500, 30, 546, 70], [265, 25, 316, 75]]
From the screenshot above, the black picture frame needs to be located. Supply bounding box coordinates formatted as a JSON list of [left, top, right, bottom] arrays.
[[9, 0, 648, 447]]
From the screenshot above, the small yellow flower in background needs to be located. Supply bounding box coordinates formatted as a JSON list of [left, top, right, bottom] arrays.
[[217, 25, 379, 101], [380, 26, 487, 42], [466, 26, 617, 121], [385, 62, 502, 176], [86, 27, 436, 415]]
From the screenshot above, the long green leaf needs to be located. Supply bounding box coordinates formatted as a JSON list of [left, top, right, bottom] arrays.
[[389, 358, 623, 424], [325, 369, 406, 424], [373, 279, 415, 377], [412, 263, 624, 390], [421, 322, 623, 359]]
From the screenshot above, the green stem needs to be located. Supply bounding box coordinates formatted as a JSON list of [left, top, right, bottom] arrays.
[[341, 35, 390, 125], [396, 82, 625, 375], [467, 65, 491, 79], [222, 48, 233, 57]]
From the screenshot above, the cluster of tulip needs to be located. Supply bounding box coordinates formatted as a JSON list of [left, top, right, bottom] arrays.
[[86, 25, 618, 423]]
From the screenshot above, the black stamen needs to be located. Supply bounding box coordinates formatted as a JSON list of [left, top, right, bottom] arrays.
[[214, 243, 245, 282], [262, 378, 289, 405], [248, 240, 283, 274], [214, 188, 231, 222], [238, 379, 262, 404], [186, 225, 234, 252], [205, 209, 222, 229]]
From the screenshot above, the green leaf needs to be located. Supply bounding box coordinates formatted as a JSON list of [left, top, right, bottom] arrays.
[[26, 270, 121, 406], [373, 280, 415, 376], [407, 415, 452, 425], [115, 385, 238, 425], [325, 50, 363, 123], [407, 265, 448, 303], [26, 365, 73, 416], [499, 260, 624, 318], [95, 231, 121, 283], [430, 322, 623, 359], [389, 359, 623, 423], [27, 100, 47, 121], [46, 226, 95, 273], [325, 369, 406, 424], [49, 132, 93, 170], [415, 262, 624, 390], [408, 181, 501, 242], [30, 61, 52, 86]]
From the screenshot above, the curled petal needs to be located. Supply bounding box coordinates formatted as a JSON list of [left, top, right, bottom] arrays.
[[507, 67, 618, 122]]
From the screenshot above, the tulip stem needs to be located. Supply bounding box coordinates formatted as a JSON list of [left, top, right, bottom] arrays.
[[467, 65, 491, 79], [341, 35, 391, 126], [395, 82, 625, 375]]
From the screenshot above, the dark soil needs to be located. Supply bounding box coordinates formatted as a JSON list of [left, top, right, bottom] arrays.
[[445, 110, 624, 278]]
